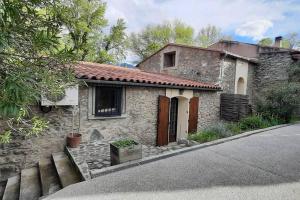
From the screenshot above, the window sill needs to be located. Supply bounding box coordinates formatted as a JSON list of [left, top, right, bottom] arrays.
[[163, 66, 177, 69], [88, 114, 127, 120]]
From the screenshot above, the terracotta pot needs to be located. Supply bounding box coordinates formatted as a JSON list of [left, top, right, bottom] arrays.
[[66, 133, 82, 148]]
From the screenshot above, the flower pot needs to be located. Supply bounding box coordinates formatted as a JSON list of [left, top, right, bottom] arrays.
[[110, 140, 142, 166], [66, 133, 82, 148]]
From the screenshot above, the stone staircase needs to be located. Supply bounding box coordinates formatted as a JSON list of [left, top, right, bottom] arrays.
[[0, 152, 82, 200]]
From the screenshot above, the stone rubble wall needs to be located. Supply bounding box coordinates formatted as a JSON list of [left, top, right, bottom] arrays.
[[138, 45, 222, 84], [194, 91, 221, 131], [0, 85, 221, 181]]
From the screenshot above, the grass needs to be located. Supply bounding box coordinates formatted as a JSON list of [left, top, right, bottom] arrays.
[[188, 114, 285, 144], [112, 139, 137, 148]]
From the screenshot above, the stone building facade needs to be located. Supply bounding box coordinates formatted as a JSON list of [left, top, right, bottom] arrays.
[[0, 62, 221, 181], [138, 43, 257, 101]]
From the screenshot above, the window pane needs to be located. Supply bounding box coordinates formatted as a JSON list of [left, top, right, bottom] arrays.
[[95, 86, 122, 116]]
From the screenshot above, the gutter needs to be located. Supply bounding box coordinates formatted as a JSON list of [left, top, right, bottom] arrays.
[[79, 79, 222, 91]]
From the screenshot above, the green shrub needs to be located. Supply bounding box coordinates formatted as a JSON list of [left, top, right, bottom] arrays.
[[256, 82, 300, 123], [226, 123, 242, 135], [239, 115, 269, 130], [112, 139, 137, 148], [188, 130, 221, 143], [206, 122, 233, 138]]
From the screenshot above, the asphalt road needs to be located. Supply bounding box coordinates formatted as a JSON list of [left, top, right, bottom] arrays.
[[47, 123, 300, 200]]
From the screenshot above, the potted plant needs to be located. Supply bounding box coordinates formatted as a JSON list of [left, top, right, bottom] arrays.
[[66, 105, 82, 148], [110, 139, 142, 166]]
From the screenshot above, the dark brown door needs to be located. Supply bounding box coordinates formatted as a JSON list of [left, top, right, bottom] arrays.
[[188, 97, 199, 134], [157, 96, 170, 146], [169, 97, 178, 142]]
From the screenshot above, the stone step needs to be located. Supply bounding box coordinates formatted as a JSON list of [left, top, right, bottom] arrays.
[[2, 175, 20, 200], [39, 158, 61, 196], [0, 180, 7, 200], [19, 167, 42, 200], [52, 152, 81, 188]]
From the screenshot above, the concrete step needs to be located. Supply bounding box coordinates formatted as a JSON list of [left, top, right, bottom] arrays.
[[39, 158, 61, 196], [52, 152, 81, 188], [0, 180, 7, 200], [2, 175, 20, 200], [19, 167, 42, 200]]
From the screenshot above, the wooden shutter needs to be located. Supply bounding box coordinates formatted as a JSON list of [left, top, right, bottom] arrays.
[[188, 97, 199, 134], [157, 96, 170, 146]]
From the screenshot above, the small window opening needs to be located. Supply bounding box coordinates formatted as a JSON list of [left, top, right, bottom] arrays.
[[163, 51, 176, 67]]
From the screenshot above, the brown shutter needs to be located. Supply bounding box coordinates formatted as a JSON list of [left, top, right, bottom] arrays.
[[188, 97, 199, 134], [157, 96, 170, 146]]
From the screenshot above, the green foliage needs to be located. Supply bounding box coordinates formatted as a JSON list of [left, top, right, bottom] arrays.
[[239, 115, 269, 130], [57, 0, 127, 63], [0, 130, 12, 144], [112, 139, 137, 148], [188, 114, 284, 143], [226, 123, 242, 135], [188, 131, 220, 143], [196, 24, 232, 48], [288, 62, 300, 82], [130, 22, 231, 60], [256, 83, 300, 123], [258, 38, 273, 46], [0, 0, 76, 143]]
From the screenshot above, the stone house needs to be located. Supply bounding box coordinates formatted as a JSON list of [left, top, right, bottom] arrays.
[[209, 37, 300, 92], [137, 43, 259, 104], [138, 38, 300, 107], [0, 61, 221, 180]]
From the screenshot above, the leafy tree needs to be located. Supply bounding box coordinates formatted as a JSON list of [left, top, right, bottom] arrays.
[[129, 20, 195, 60], [282, 33, 300, 49], [256, 82, 300, 123], [196, 24, 232, 48], [57, 0, 127, 63], [256, 61, 300, 122], [258, 38, 273, 46], [0, 0, 76, 143]]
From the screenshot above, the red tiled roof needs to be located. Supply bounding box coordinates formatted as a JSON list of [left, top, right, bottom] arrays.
[[75, 62, 221, 90]]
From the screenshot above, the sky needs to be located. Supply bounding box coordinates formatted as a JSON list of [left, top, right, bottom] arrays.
[[104, 0, 300, 62]]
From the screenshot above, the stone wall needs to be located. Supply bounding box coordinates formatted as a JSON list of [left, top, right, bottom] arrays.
[[247, 63, 256, 105], [255, 52, 293, 90], [138, 45, 222, 84], [79, 86, 165, 145], [0, 84, 221, 181], [194, 91, 221, 130], [220, 57, 236, 94], [0, 107, 73, 181]]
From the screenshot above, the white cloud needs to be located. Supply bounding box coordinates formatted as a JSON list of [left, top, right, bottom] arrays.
[[104, 0, 300, 41], [235, 20, 274, 40]]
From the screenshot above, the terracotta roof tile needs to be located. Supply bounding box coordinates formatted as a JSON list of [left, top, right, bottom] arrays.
[[75, 62, 221, 90]]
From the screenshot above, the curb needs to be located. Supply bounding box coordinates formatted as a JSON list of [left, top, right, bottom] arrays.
[[91, 123, 291, 178]]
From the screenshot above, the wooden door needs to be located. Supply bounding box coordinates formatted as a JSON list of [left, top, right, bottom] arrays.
[[169, 97, 178, 142], [157, 96, 170, 146], [188, 97, 199, 134]]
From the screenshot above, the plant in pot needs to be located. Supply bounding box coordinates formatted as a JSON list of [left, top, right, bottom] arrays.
[[110, 138, 142, 166], [66, 105, 82, 148]]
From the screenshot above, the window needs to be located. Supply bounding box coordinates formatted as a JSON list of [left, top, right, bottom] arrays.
[[95, 86, 122, 117], [163, 51, 176, 67]]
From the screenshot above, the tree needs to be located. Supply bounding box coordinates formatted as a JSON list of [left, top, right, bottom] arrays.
[[258, 38, 273, 46], [196, 25, 232, 48], [0, 0, 76, 143], [256, 61, 300, 122], [57, 0, 127, 63], [129, 20, 195, 60], [282, 33, 300, 49]]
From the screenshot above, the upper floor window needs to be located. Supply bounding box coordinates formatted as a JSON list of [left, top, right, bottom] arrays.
[[95, 86, 122, 117], [163, 51, 176, 67]]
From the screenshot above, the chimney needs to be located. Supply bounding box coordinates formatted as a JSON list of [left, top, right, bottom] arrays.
[[274, 36, 283, 48]]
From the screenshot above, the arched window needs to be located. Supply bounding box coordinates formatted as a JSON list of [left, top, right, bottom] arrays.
[[237, 77, 245, 94]]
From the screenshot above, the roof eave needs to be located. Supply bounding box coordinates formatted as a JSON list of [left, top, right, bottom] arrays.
[[78, 78, 222, 91]]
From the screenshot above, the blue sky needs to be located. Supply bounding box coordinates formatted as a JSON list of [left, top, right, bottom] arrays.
[[105, 0, 300, 61]]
